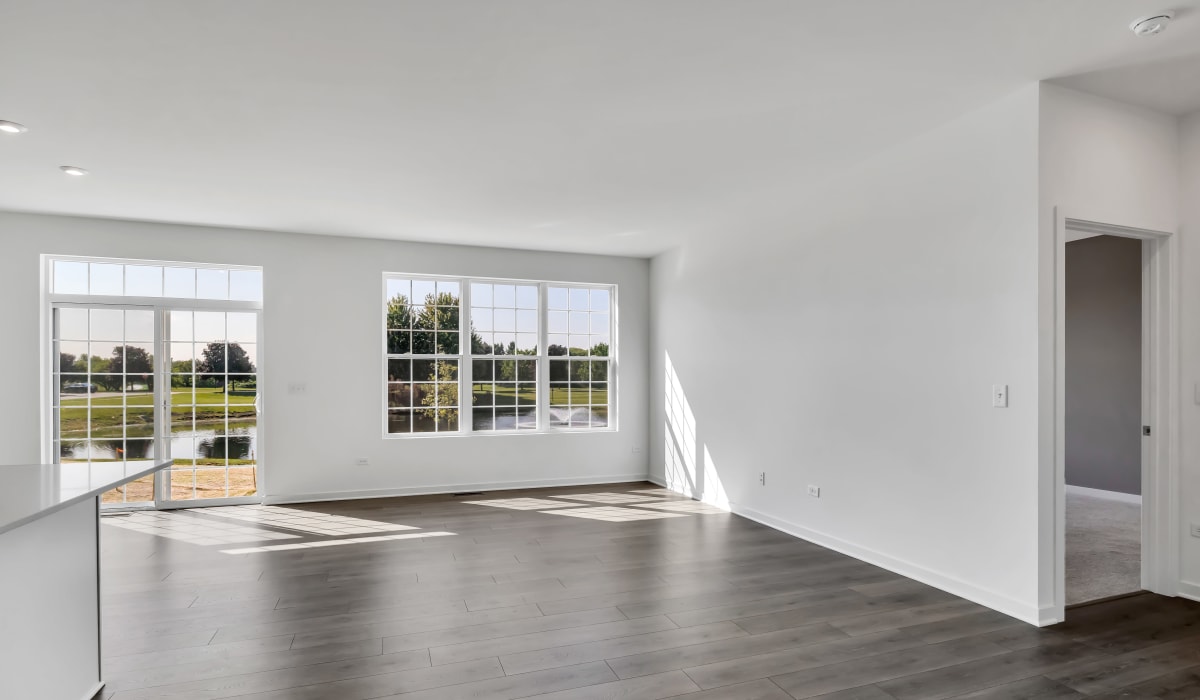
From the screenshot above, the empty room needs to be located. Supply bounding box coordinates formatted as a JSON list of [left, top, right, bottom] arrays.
[[4, 2, 1200, 699]]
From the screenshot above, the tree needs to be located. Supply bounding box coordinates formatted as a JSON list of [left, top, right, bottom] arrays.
[[388, 292, 461, 354], [58, 352, 80, 390], [197, 342, 255, 391], [110, 345, 154, 391], [59, 352, 79, 372], [171, 359, 195, 388], [417, 360, 460, 425], [386, 294, 415, 353]]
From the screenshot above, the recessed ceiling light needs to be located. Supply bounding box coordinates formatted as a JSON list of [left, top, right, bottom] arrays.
[[1130, 12, 1173, 36], [0, 120, 28, 134], [60, 165, 89, 176]]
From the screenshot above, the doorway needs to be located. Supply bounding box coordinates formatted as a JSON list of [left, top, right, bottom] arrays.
[[52, 305, 262, 508], [1064, 234, 1143, 604], [45, 256, 264, 510], [1052, 217, 1178, 621]]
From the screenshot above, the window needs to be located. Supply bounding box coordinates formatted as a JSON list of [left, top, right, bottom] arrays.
[[385, 278, 462, 434], [383, 275, 615, 436], [548, 286, 610, 428], [51, 258, 263, 302], [470, 282, 539, 432], [45, 255, 264, 508]]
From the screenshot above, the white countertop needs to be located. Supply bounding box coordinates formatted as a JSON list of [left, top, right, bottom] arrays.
[[0, 461, 171, 535]]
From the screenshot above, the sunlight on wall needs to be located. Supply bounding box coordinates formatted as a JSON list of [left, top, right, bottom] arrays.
[[664, 351, 698, 495], [664, 351, 730, 510], [703, 444, 730, 509]]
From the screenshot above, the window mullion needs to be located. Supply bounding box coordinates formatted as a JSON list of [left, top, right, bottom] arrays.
[[538, 282, 549, 432], [461, 279, 472, 435]]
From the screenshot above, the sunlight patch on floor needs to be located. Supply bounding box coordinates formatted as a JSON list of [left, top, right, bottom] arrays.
[[101, 511, 300, 545], [194, 504, 420, 536], [461, 497, 588, 510], [633, 500, 728, 514], [548, 492, 664, 504], [220, 530, 457, 554], [539, 506, 688, 522]]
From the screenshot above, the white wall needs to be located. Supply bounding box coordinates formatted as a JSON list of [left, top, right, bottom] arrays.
[[1039, 84, 1179, 233], [1181, 110, 1200, 597], [1037, 84, 1182, 611], [650, 86, 1046, 623], [0, 212, 650, 500]]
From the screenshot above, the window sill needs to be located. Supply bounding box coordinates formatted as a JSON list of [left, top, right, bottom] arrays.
[[382, 427, 617, 440]]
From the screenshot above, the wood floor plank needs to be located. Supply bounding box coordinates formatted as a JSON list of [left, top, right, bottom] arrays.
[[682, 629, 924, 689], [112, 646, 432, 700], [771, 637, 1009, 698], [608, 622, 849, 680], [512, 670, 700, 699], [941, 675, 1085, 699], [665, 678, 794, 699], [374, 660, 618, 700], [497, 620, 744, 675], [429, 615, 678, 667], [95, 483, 1200, 700], [381, 607, 629, 655], [874, 641, 1110, 700]]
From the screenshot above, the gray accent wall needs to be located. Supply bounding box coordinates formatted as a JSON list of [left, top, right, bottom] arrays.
[[1065, 234, 1142, 495]]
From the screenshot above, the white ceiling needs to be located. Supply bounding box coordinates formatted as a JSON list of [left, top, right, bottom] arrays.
[[1, 1, 1197, 257], [1052, 51, 1200, 115]]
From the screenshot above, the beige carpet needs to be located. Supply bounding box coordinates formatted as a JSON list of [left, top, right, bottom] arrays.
[[1066, 490, 1141, 605]]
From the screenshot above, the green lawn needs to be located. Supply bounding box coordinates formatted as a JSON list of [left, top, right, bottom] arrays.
[[60, 387, 255, 437], [471, 383, 607, 407]]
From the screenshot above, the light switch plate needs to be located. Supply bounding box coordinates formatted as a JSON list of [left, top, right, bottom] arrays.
[[993, 384, 1008, 408]]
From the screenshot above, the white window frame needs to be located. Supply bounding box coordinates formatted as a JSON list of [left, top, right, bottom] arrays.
[[382, 272, 617, 438], [40, 255, 266, 507]]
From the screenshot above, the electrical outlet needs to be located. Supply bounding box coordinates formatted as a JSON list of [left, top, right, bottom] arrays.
[[807, 485, 821, 498], [632, 446, 642, 454], [355, 457, 369, 466], [758, 472, 766, 486], [288, 382, 307, 395]]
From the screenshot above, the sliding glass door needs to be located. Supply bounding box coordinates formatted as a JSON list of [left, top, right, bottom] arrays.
[[164, 310, 260, 503], [53, 305, 161, 506], [51, 305, 261, 509], [46, 257, 265, 509]]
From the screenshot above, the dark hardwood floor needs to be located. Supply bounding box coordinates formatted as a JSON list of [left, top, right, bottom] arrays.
[[96, 482, 1200, 699]]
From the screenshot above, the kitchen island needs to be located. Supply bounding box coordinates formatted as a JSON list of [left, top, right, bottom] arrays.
[[0, 460, 171, 700]]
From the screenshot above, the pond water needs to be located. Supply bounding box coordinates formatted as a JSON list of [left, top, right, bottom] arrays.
[[61, 421, 258, 462], [467, 406, 607, 430]]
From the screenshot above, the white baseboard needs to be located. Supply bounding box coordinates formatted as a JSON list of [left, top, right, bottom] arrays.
[[1065, 484, 1142, 505], [82, 681, 104, 700], [1176, 580, 1200, 602], [263, 473, 652, 505], [647, 475, 1046, 626]]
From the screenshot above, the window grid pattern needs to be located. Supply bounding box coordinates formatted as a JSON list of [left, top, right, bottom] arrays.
[[470, 282, 540, 432], [384, 276, 615, 437], [51, 259, 263, 302], [386, 278, 463, 434], [548, 286, 610, 429], [168, 310, 259, 500], [54, 307, 158, 505]]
